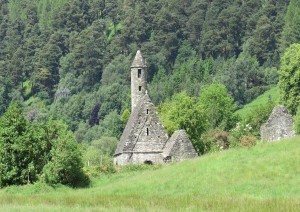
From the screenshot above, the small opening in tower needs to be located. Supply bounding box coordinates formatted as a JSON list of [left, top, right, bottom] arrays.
[[146, 109, 149, 114], [138, 69, 142, 78], [139, 86, 142, 91], [146, 128, 149, 136]]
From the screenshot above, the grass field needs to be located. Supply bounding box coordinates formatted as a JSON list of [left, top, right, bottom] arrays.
[[235, 86, 280, 118], [0, 136, 299, 211]]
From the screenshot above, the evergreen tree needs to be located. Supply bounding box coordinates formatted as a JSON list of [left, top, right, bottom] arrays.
[[281, 0, 300, 51]]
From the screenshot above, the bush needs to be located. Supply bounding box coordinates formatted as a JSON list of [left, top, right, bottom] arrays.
[[244, 100, 275, 137], [198, 84, 238, 130], [0, 104, 45, 187], [244, 86, 271, 103], [279, 44, 300, 115], [240, 135, 257, 147], [294, 107, 300, 134], [201, 129, 229, 153], [41, 120, 89, 187], [229, 122, 253, 147], [0, 104, 89, 187]]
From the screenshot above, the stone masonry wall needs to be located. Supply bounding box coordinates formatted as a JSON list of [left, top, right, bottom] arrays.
[[261, 105, 295, 141]]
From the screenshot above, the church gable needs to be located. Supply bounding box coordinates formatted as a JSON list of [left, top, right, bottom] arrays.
[[133, 106, 169, 152], [114, 93, 168, 156]]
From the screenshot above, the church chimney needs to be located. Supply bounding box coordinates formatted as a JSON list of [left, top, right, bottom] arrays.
[[131, 50, 147, 112]]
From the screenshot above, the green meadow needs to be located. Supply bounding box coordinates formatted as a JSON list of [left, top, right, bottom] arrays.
[[235, 86, 280, 118], [0, 136, 299, 211]]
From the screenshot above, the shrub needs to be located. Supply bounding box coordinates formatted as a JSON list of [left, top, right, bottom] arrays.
[[201, 129, 229, 153], [293, 106, 300, 134], [229, 122, 253, 147], [0, 104, 89, 187], [244, 100, 275, 137], [240, 135, 257, 147], [41, 120, 89, 187]]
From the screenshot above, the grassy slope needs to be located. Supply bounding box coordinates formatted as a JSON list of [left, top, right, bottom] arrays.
[[235, 86, 280, 118], [0, 137, 299, 211]]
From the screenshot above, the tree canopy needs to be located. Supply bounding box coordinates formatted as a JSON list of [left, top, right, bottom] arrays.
[[279, 44, 300, 115]]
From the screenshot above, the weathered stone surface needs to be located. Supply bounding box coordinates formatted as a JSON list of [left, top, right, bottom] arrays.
[[131, 50, 147, 112], [260, 105, 295, 141], [163, 130, 198, 163], [114, 50, 198, 165]]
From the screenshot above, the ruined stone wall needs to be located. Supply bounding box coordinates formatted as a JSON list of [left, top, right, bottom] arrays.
[[114, 154, 130, 166], [114, 152, 164, 165], [261, 105, 295, 141], [130, 152, 164, 164]]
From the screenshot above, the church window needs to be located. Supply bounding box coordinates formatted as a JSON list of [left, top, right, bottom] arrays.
[[139, 86, 142, 91], [138, 69, 142, 78], [146, 128, 149, 136], [146, 109, 149, 114]]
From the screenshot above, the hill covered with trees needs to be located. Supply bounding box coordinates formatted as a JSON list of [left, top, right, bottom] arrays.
[[0, 0, 300, 186]]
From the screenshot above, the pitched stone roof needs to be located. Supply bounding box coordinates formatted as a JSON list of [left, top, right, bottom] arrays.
[[131, 50, 146, 68], [114, 93, 168, 156], [162, 130, 197, 158]]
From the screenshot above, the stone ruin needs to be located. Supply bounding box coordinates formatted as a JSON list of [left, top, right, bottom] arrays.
[[260, 105, 295, 141], [114, 50, 198, 165]]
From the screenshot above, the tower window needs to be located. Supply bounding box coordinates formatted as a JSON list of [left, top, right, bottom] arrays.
[[138, 69, 142, 78], [146, 109, 149, 114], [139, 86, 142, 91], [146, 128, 149, 136]]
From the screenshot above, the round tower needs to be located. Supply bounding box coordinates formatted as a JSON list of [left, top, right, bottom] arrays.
[[131, 50, 147, 112]]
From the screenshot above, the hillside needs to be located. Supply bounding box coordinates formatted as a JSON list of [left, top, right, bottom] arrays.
[[0, 0, 295, 144], [0, 137, 299, 211], [235, 86, 280, 118]]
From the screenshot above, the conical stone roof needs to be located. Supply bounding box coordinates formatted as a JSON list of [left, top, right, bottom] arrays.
[[131, 50, 146, 68]]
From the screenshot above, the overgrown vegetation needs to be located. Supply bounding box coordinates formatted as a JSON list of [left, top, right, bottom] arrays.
[[0, 137, 299, 211], [0, 103, 88, 187]]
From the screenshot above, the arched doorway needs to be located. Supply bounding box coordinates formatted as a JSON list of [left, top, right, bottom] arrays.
[[144, 160, 153, 165]]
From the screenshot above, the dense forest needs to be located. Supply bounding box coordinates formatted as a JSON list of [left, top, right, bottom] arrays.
[[0, 0, 300, 186]]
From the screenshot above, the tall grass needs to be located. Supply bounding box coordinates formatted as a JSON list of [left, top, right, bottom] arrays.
[[0, 137, 299, 211]]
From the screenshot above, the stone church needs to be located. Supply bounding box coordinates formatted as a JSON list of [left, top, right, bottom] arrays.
[[114, 50, 197, 165]]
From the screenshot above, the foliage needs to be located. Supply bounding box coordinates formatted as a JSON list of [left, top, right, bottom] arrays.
[[244, 100, 275, 137], [41, 120, 89, 187], [201, 129, 229, 153], [293, 106, 300, 135], [0, 103, 44, 186], [0, 103, 88, 187], [120, 108, 130, 127], [229, 122, 253, 148], [0, 137, 299, 211], [198, 84, 238, 130], [281, 0, 300, 51], [235, 86, 279, 119], [159, 92, 208, 153], [0, 0, 293, 160], [82, 137, 118, 176], [240, 135, 257, 148], [279, 44, 300, 115]]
